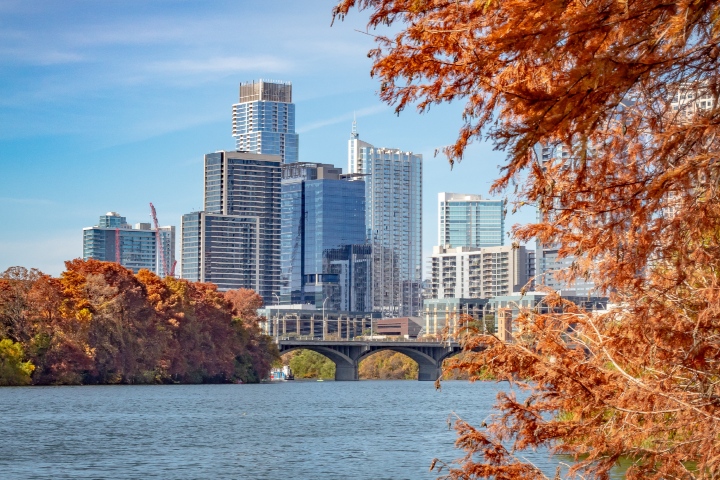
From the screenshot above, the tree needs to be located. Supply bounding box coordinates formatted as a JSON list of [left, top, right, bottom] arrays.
[[358, 350, 419, 379], [225, 288, 278, 382], [335, 1, 720, 478], [288, 350, 336, 379], [0, 339, 34, 386], [0, 267, 41, 343]]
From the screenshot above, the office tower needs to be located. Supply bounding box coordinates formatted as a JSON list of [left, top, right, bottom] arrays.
[[438, 192, 505, 248], [526, 250, 536, 290], [280, 162, 368, 310], [83, 212, 175, 277], [232, 80, 299, 164], [157, 226, 176, 277], [321, 244, 373, 312], [534, 144, 595, 295], [347, 122, 423, 316], [429, 245, 529, 300], [348, 119, 373, 173], [181, 151, 281, 303]]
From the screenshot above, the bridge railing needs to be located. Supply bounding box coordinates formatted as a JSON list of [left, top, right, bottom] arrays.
[[275, 335, 458, 344]]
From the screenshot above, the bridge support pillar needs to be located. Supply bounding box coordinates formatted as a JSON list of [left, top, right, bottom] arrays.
[[418, 362, 442, 381], [335, 362, 358, 381]]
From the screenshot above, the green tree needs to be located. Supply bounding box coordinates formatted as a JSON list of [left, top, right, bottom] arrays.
[[288, 350, 335, 379], [0, 338, 35, 386], [358, 350, 418, 379]]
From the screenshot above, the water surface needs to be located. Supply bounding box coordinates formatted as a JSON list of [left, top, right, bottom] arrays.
[[0, 381, 586, 479]]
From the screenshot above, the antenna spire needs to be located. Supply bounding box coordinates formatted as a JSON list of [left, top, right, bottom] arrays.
[[351, 112, 358, 139]]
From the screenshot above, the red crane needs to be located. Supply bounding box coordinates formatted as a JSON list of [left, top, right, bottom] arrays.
[[149, 203, 167, 277]]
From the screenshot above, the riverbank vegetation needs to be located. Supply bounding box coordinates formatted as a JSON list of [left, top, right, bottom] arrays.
[[0, 260, 278, 385], [284, 349, 421, 380], [336, 0, 720, 478]]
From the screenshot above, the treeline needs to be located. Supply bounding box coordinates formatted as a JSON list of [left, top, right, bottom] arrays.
[[0, 260, 278, 386]]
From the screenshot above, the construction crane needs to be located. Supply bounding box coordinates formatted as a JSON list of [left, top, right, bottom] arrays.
[[149, 203, 167, 278]]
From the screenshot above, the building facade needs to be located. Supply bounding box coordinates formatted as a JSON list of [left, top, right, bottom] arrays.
[[232, 79, 299, 164], [438, 192, 505, 248], [533, 143, 596, 295], [83, 212, 175, 276], [157, 226, 176, 277], [181, 151, 281, 303], [488, 292, 608, 342], [348, 122, 423, 316], [258, 305, 381, 339], [280, 162, 368, 311], [422, 297, 489, 336], [429, 245, 530, 300]]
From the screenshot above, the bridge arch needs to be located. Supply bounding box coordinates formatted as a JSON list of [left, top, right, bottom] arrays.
[[280, 345, 358, 380], [437, 348, 463, 364], [356, 346, 439, 381], [277, 340, 464, 381]]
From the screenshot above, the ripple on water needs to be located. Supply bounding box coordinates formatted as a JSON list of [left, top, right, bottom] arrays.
[[0, 381, 622, 479]]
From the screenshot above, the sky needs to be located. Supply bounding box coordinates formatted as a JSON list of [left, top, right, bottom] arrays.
[[0, 0, 535, 278]]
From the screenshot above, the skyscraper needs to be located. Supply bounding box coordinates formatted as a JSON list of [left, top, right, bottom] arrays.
[[280, 162, 368, 311], [348, 122, 423, 316], [83, 212, 175, 277], [438, 192, 505, 248], [181, 151, 281, 303], [429, 244, 529, 300], [232, 80, 299, 164], [533, 143, 595, 295]]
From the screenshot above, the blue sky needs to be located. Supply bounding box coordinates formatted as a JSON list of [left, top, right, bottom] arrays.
[[0, 0, 534, 277]]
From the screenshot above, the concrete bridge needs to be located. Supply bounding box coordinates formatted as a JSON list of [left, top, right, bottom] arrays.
[[276, 338, 463, 381]]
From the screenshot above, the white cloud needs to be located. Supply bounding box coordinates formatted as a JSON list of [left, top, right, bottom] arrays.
[[0, 197, 55, 206], [147, 56, 292, 75], [0, 47, 85, 65], [297, 104, 388, 133]]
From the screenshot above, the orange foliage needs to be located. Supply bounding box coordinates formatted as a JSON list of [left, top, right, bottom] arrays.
[[336, 1, 720, 478], [0, 260, 278, 385]]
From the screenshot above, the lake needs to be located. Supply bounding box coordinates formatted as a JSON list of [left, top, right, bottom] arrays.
[[0, 381, 612, 479]]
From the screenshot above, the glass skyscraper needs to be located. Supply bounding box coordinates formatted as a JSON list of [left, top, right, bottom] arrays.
[[280, 162, 368, 311], [83, 212, 175, 277], [232, 80, 299, 164], [438, 192, 505, 248], [181, 151, 281, 303], [348, 122, 423, 316], [533, 143, 595, 295]]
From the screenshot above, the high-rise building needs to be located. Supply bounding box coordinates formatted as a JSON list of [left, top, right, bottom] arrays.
[[83, 212, 175, 276], [280, 162, 368, 310], [232, 80, 298, 164], [429, 245, 529, 300], [321, 244, 373, 312], [438, 192, 505, 248], [181, 151, 281, 303], [156, 226, 176, 277], [533, 144, 595, 295], [348, 122, 423, 316], [670, 82, 716, 121]]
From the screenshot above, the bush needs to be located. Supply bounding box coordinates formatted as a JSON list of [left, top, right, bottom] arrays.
[[0, 338, 35, 386]]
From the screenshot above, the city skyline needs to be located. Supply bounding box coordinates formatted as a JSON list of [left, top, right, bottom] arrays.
[[0, 1, 533, 279]]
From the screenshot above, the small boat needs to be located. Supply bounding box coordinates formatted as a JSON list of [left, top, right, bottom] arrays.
[[269, 366, 294, 381]]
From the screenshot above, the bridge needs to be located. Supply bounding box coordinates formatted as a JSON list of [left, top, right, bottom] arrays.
[[276, 338, 463, 381]]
